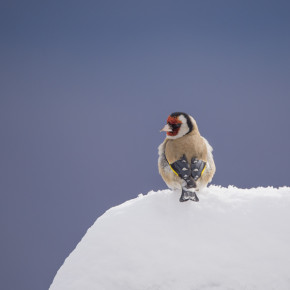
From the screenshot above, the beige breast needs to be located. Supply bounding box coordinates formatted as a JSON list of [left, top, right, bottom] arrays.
[[165, 132, 207, 164]]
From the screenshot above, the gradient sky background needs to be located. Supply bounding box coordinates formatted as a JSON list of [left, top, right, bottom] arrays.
[[1, 1, 290, 289]]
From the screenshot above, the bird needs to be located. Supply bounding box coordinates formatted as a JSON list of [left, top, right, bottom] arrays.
[[158, 112, 216, 202]]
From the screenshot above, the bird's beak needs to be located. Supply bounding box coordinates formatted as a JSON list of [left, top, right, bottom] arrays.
[[160, 124, 172, 132]]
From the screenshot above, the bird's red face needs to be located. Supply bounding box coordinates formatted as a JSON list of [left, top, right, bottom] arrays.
[[160, 112, 193, 139], [161, 115, 182, 136], [167, 115, 182, 136]]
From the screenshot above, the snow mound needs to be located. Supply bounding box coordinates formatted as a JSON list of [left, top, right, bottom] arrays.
[[50, 186, 290, 290]]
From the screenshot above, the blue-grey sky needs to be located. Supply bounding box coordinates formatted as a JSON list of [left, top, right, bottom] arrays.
[[1, 1, 290, 289]]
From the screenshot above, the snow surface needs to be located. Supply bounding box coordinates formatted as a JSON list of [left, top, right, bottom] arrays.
[[50, 186, 290, 290]]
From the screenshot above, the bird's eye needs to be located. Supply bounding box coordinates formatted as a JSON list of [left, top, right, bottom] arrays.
[[170, 123, 181, 130]]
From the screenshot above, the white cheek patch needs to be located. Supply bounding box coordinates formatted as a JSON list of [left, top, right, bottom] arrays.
[[178, 115, 190, 136]]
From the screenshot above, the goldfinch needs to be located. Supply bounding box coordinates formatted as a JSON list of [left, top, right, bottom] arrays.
[[158, 112, 216, 202]]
